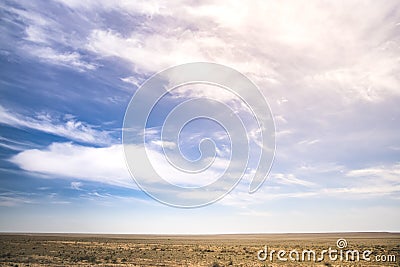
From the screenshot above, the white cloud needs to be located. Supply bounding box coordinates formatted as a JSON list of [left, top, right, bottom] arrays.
[[27, 46, 96, 71], [271, 173, 316, 187], [170, 83, 244, 105], [274, 115, 287, 124], [86, 29, 210, 73], [151, 140, 176, 150], [78, 0, 400, 103], [298, 139, 320, 146], [10, 143, 133, 188], [9, 0, 400, 102], [2, 1, 400, 219], [120, 76, 144, 88], [145, 145, 229, 188], [3, 4, 96, 72], [0, 136, 34, 151], [25, 25, 48, 43], [0, 105, 111, 145], [7, 4, 51, 28], [346, 164, 400, 183], [323, 185, 400, 196], [70, 181, 83, 190], [219, 162, 400, 208], [275, 130, 293, 138], [54, 0, 167, 16], [297, 162, 345, 174], [9, 141, 231, 189], [0, 192, 36, 207]]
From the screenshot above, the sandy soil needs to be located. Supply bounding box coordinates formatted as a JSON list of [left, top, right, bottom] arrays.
[[0, 232, 399, 266]]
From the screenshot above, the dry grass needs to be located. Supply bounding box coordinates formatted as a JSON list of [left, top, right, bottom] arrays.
[[0, 233, 399, 266]]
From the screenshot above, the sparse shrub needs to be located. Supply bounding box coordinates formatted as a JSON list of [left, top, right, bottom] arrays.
[[88, 255, 96, 263]]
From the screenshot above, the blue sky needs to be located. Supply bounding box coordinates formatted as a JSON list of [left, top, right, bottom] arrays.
[[1, 0, 400, 233]]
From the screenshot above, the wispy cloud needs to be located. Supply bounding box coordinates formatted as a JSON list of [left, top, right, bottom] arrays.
[[220, 163, 400, 208], [298, 139, 320, 146], [4, 0, 400, 102], [53, 0, 166, 15], [26, 46, 96, 71], [271, 173, 316, 187], [86, 29, 210, 73], [346, 164, 400, 183], [0, 136, 39, 151], [120, 76, 144, 89], [0, 137, 29, 151], [5, 0, 400, 101], [80, 0, 400, 102], [0, 192, 36, 207], [0, 105, 112, 145], [70, 181, 83, 190], [2, 3, 96, 72]]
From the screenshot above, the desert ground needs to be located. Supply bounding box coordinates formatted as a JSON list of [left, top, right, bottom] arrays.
[[0, 232, 399, 266]]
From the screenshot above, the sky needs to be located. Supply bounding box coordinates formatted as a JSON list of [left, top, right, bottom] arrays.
[[0, 0, 400, 233]]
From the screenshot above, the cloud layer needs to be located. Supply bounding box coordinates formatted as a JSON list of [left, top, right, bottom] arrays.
[[1, 0, 399, 232]]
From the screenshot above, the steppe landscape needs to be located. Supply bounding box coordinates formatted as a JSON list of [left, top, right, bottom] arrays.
[[0, 233, 399, 266]]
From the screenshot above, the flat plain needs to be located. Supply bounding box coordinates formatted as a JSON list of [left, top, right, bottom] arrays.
[[0, 233, 399, 266]]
